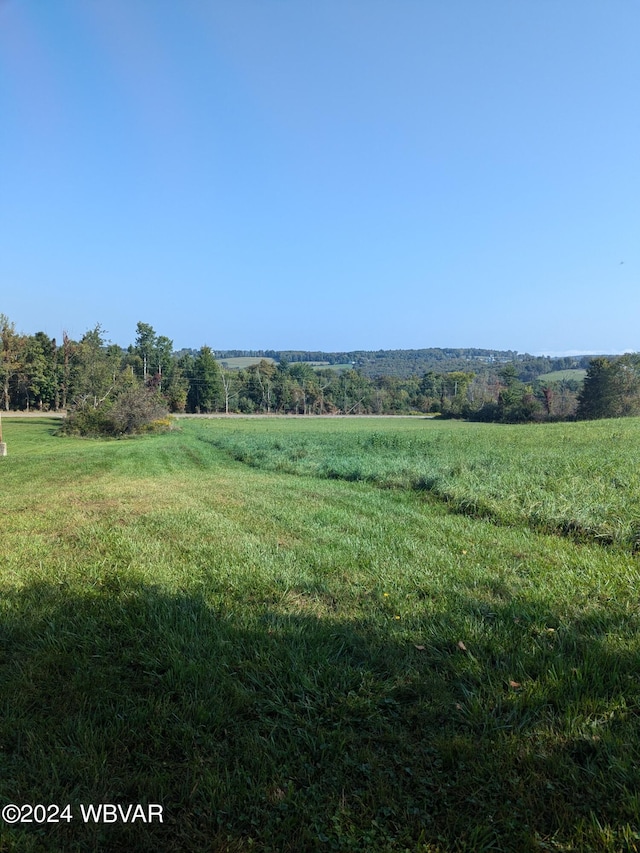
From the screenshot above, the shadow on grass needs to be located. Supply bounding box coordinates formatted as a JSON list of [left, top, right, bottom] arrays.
[[1, 581, 639, 852]]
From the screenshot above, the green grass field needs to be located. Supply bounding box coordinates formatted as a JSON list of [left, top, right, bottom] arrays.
[[314, 362, 355, 372], [200, 416, 640, 550], [1, 417, 639, 852], [536, 369, 587, 383], [218, 357, 276, 370]]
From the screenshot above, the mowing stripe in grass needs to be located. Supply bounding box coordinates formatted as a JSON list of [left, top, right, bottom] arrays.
[[1, 418, 640, 851]]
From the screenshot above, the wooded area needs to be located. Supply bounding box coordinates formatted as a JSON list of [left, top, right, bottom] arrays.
[[0, 314, 636, 423]]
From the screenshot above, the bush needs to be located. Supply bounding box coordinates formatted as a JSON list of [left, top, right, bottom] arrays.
[[63, 387, 170, 437], [138, 417, 174, 433], [61, 406, 116, 437], [107, 387, 169, 435]]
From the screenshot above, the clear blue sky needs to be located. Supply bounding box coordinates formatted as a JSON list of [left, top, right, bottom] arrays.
[[1, 0, 638, 354]]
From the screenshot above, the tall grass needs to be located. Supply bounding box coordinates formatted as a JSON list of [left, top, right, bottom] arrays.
[[0, 418, 639, 851], [197, 416, 640, 550]]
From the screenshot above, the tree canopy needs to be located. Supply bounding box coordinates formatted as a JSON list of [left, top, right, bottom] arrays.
[[0, 314, 636, 423]]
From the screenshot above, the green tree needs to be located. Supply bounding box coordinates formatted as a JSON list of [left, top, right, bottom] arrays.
[[442, 371, 475, 415], [473, 364, 542, 423], [0, 314, 22, 410], [19, 332, 57, 411], [577, 355, 640, 420], [375, 375, 412, 414], [187, 346, 223, 413], [155, 335, 174, 389], [163, 362, 189, 413], [614, 354, 640, 416], [287, 362, 317, 414], [72, 325, 124, 409], [340, 370, 371, 414], [419, 371, 444, 412], [60, 332, 75, 411], [577, 358, 617, 419], [243, 360, 276, 413], [134, 322, 157, 381], [219, 368, 239, 414]]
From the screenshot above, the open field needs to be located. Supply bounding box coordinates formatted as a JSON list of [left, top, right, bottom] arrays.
[[536, 369, 587, 384], [201, 416, 640, 550], [1, 417, 640, 851], [217, 357, 276, 370], [311, 362, 355, 372]]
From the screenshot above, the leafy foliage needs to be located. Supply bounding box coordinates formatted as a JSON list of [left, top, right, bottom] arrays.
[[63, 386, 169, 437], [185, 346, 224, 413], [577, 354, 640, 419], [106, 387, 171, 435], [1, 313, 638, 422]]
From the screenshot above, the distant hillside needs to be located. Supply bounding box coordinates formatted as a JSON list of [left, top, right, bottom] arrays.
[[207, 348, 593, 380], [171, 347, 605, 381]]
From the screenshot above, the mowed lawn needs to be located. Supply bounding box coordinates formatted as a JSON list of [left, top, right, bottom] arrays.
[[1, 417, 639, 852]]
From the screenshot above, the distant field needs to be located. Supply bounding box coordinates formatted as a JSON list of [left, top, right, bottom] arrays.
[[215, 356, 353, 372], [274, 360, 354, 371], [311, 361, 354, 371], [536, 368, 587, 383], [1, 416, 640, 851], [218, 356, 276, 369]]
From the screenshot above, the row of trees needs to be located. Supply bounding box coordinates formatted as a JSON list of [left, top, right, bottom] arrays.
[[0, 314, 636, 422], [0, 317, 182, 414]]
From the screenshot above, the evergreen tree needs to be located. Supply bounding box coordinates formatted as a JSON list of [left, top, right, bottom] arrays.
[[577, 358, 618, 419], [187, 346, 223, 413]]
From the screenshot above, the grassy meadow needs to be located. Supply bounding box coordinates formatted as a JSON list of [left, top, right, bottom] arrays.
[[218, 357, 277, 370], [536, 369, 587, 384], [1, 416, 639, 852]]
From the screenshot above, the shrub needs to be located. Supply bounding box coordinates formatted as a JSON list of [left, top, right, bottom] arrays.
[[61, 405, 116, 437], [63, 387, 170, 437], [107, 387, 169, 435]]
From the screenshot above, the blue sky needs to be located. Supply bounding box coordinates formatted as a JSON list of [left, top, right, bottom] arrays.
[[1, 1, 638, 354]]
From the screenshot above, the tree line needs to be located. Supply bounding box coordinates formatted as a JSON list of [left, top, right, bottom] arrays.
[[0, 314, 636, 423]]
